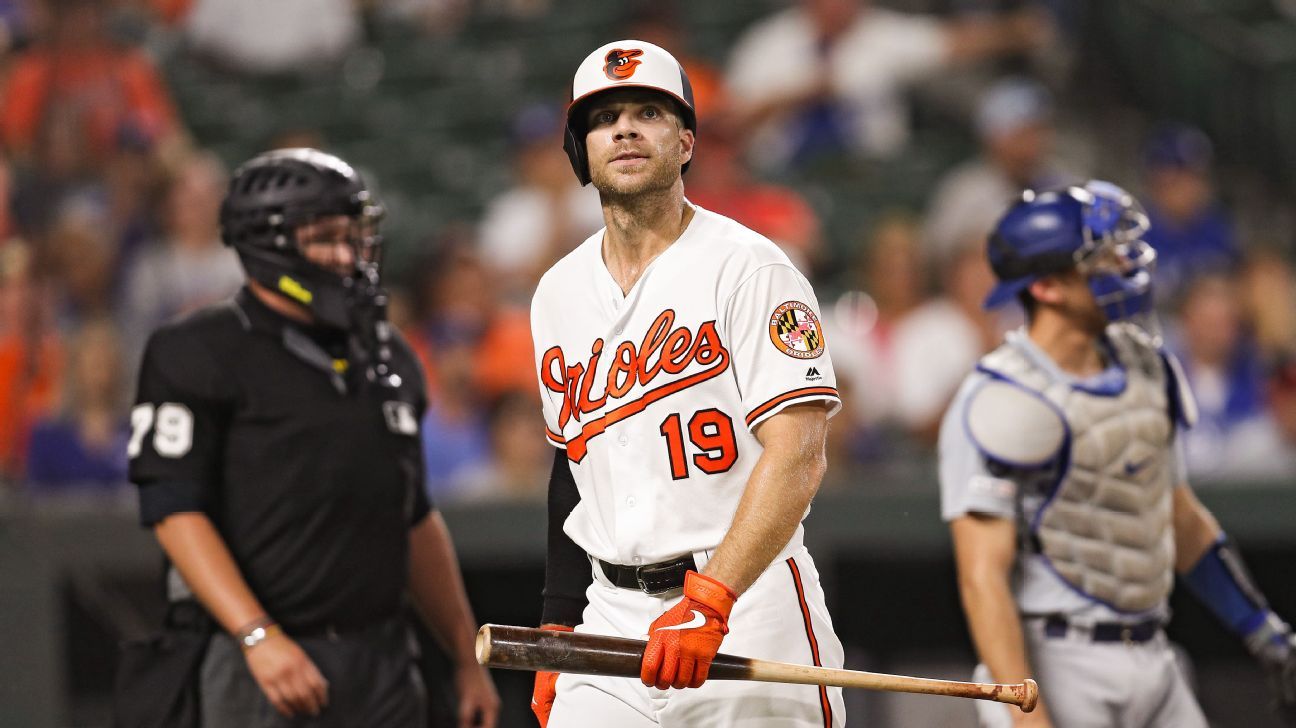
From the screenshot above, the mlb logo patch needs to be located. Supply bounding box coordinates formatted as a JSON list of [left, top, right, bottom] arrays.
[[382, 401, 419, 435]]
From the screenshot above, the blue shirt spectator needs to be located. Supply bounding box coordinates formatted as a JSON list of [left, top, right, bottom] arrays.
[[1141, 124, 1241, 301], [26, 419, 128, 491]]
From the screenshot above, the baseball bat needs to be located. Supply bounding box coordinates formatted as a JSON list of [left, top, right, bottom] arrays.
[[476, 624, 1038, 712]]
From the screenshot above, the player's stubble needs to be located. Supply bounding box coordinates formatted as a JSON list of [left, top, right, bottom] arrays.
[[588, 128, 687, 202]]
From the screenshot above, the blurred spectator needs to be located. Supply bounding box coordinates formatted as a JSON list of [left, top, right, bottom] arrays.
[[924, 77, 1076, 258], [1239, 249, 1296, 364], [416, 241, 535, 400], [1267, 358, 1296, 466], [824, 213, 927, 433], [726, 0, 1051, 170], [25, 317, 129, 492], [407, 241, 536, 498], [1140, 124, 1240, 302], [101, 142, 163, 284], [0, 241, 63, 482], [0, 0, 179, 173], [477, 103, 602, 302], [1170, 274, 1289, 478], [182, 0, 360, 75], [118, 151, 241, 354], [890, 243, 1002, 441], [0, 0, 37, 55], [687, 121, 824, 272], [623, 0, 728, 121], [421, 329, 492, 500], [0, 156, 15, 242], [451, 390, 549, 501], [45, 198, 117, 326]]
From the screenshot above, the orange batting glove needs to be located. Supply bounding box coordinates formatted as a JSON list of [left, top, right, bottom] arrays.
[[641, 571, 737, 690], [531, 624, 573, 727]]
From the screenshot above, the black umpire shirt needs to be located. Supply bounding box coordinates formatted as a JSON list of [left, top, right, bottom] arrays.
[[129, 288, 431, 634]]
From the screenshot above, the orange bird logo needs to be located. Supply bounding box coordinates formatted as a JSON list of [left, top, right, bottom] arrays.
[[604, 48, 644, 80]]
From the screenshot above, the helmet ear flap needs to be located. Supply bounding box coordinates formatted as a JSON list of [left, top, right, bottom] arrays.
[[563, 122, 591, 186]]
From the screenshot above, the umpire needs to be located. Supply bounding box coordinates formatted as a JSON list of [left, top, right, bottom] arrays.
[[126, 148, 498, 728]]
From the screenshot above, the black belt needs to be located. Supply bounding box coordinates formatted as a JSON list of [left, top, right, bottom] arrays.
[[1043, 615, 1161, 643], [597, 554, 696, 595]]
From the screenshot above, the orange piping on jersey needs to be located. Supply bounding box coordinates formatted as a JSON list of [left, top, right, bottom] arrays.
[[745, 387, 839, 427], [545, 427, 567, 445], [786, 558, 833, 728], [563, 348, 730, 463]]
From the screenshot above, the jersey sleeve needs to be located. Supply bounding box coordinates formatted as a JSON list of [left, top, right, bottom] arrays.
[[531, 294, 568, 450], [938, 375, 1017, 521], [542, 449, 590, 626], [399, 334, 434, 523], [723, 263, 841, 432], [128, 327, 233, 526]]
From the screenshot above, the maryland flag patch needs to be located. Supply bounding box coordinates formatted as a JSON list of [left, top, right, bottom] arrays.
[[769, 301, 825, 359]]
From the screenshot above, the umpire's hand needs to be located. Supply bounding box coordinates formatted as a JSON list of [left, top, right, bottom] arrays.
[[455, 660, 501, 728], [244, 631, 330, 717]]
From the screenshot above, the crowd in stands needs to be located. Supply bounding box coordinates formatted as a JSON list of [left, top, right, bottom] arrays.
[[2, 0, 1294, 505]]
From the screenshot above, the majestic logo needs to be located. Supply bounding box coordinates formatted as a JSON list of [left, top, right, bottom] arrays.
[[805, 366, 822, 381], [769, 301, 825, 359], [604, 48, 644, 80], [540, 309, 730, 462]]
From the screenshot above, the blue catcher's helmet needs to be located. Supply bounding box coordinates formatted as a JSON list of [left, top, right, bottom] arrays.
[[984, 181, 1155, 322]]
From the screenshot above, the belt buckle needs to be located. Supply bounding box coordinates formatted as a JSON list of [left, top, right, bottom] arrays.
[[1120, 626, 1134, 646], [634, 562, 678, 595]]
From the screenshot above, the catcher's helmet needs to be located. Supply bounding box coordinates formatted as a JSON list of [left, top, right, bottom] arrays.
[[984, 181, 1155, 322], [564, 39, 696, 186], [220, 148, 384, 330]]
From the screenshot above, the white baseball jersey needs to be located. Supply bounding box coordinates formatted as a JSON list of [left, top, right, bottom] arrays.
[[530, 203, 841, 566]]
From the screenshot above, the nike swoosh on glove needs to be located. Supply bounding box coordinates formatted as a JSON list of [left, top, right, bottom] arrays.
[[531, 624, 574, 726], [641, 571, 737, 690]]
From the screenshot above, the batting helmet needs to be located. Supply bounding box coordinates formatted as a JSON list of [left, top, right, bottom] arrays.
[[984, 181, 1155, 322], [221, 148, 385, 330], [564, 39, 696, 186]]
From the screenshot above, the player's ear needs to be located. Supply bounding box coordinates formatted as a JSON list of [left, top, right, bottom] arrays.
[[679, 127, 695, 167], [1028, 276, 1064, 306]]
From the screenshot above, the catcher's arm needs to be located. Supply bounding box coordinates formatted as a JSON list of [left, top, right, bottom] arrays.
[[951, 513, 1054, 726], [1175, 485, 1296, 720]]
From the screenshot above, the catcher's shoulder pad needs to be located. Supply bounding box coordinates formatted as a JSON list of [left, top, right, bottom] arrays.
[[964, 376, 1066, 468], [1160, 349, 1199, 429]]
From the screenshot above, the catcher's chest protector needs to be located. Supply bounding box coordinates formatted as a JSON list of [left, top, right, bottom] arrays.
[[981, 325, 1175, 612]]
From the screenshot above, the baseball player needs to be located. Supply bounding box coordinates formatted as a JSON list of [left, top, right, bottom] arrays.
[[528, 40, 845, 727], [940, 181, 1296, 727]]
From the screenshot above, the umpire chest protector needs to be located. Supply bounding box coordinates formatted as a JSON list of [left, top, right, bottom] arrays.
[[966, 324, 1195, 613]]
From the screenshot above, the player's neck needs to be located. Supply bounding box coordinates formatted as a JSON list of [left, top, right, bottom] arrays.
[[600, 184, 693, 295], [1027, 312, 1107, 378]]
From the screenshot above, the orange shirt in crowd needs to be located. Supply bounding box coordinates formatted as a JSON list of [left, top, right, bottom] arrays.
[[1, 47, 178, 160], [402, 307, 537, 404], [0, 333, 63, 478], [688, 185, 821, 260]]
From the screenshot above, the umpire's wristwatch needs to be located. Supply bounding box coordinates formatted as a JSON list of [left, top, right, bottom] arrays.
[[237, 618, 282, 651]]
